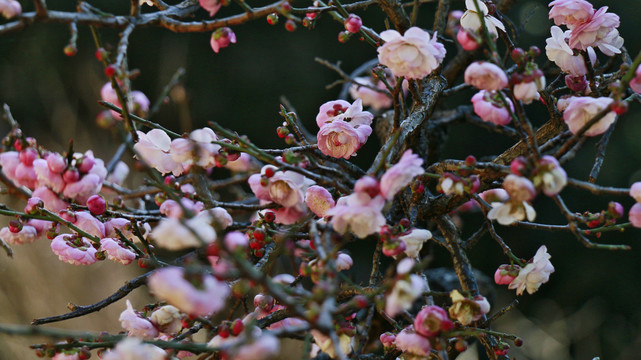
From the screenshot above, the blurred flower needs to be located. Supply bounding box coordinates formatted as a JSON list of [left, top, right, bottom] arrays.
[[119, 300, 159, 339], [464, 61, 508, 91], [394, 326, 431, 358], [562, 96, 616, 136], [211, 27, 236, 53], [102, 338, 165, 360], [380, 150, 424, 200]]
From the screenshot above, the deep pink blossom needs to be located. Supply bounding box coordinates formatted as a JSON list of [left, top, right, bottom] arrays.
[[50, 235, 97, 265], [199, 0, 221, 17], [377, 27, 446, 80], [464, 61, 508, 91], [471, 90, 513, 126], [317, 119, 372, 159], [380, 150, 425, 200], [414, 305, 452, 337], [563, 96, 616, 136], [457, 28, 480, 51], [148, 267, 229, 317], [394, 326, 431, 357], [494, 264, 521, 285]]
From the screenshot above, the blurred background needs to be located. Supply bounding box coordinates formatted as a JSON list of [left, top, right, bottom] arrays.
[[1, 0, 641, 359]]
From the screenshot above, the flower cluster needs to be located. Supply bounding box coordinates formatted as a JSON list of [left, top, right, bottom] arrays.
[[315, 99, 374, 159]]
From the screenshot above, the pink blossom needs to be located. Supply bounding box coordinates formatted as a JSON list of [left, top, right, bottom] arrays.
[[460, 0, 505, 38], [379, 332, 396, 348], [562, 96, 616, 136], [14, 162, 37, 189], [315, 98, 374, 129], [134, 129, 183, 176], [305, 185, 335, 217], [87, 194, 106, 215], [548, 0, 594, 28], [509, 245, 555, 295], [0, 151, 20, 183], [326, 192, 386, 238], [224, 231, 248, 251], [32, 186, 68, 212], [377, 27, 446, 80], [234, 333, 280, 360], [494, 264, 521, 285], [629, 182, 641, 203], [0, 225, 37, 245], [269, 170, 314, 208], [487, 175, 536, 225], [104, 218, 136, 241], [629, 203, 641, 228], [211, 27, 236, 53], [344, 14, 362, 33], [225, 153, 257, 173], [317, 119, 372, 159], [46, 153, 67, 174], [63, 173, 103, 204], [471, 90, 513, 126], [464, 61, 508, 91], [148, 266, 229, 317], [102, 338, 165, 360], [385, 274, 424, 317], [348, 76, 394, 111], [380, 150, 425, 200], [546, 26, 596, 76], [630, 66, 641, 94], [199, 0, 221, 17], [335, 252, 353, 271], [456, 28, 480, 51], [170, 127, 221, 170], [354, 176, 380, 198], [100, 238, 137, 265], [394, 326, 431, 357], [119, 300, 159, 339], [269, 206, 307, 225], [414, 305, 452, 337], [159, 198, 204, 219], [151, 211, 217, 250], [514, 75, 545, 104], [569, 7, 621, 53], [532, 155, 567, 196], [101, 83, 150, 118], [33, 159, 65, 193], [0, 0, 21, 19], [73, 211, 105, 238], [106, 161, 129, 185], [399, 228, 432, 258], [50, 235, 97, 265]]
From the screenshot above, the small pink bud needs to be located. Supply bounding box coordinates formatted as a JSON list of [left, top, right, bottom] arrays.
[[510, 156, 528, 176], [25, 197, 44, 214], [19, 148, 38, 166], [59, 210, 77, 223], [63, 168, 80, 183], [382, 239, 406, 257], [494, 264, 520, 285], [46, 153, 67, 174], [379, 332, 396, 348], [338, 31, 351, 43], [344, 14, 362, 33], [456, 28, 479, 51], [210, 27, 237, 53], [87, 195, 107, 215], [565, 75, 588, 93], [77, 156, 95, 173], [8, 219, 22, 233], [608, 201, 624, 219]]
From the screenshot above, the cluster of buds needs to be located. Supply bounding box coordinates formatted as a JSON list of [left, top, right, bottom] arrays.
[[217, 318, 245, 338], [379, 219, 411, 257], [509, 47, 545, 104], [276, 122, 296, 145], [338, 13, 362, 43], [436, 155, 480, 196], [582, 201, 624, 234], [511, 155, 568, 197], [246, 213, 275, 258]]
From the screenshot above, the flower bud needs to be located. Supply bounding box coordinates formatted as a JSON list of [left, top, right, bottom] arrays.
[[344, 14, 362, 33], [210, 27, 237, 53]]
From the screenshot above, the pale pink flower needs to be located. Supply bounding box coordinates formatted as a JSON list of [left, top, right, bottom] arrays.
[[413, 305, 452, 337], [50, 235, 97, 265], [532, 155, 567, 196], [326, 192, 386, 238], [394, 326, 431, 357], [335, 252, 354, 271], [349, 76, 393, 111], [211, 27, 236, 53], [269, 170, 314, 208], [315, 98, 374, 129], [46, 153, 67, 174], [199, 0, 221, 16], [234, 333, 280, 360], [14, 161, 38, 189], [134, 129, 183, 176], [399, 228, 432, 258], [494, 264, 521, 285], [102, 338, 165, 360], [150, 305, 183, 336], [471, 90, 513, 126], [380, 150, 425, 200], [73, 211, 105, 238], [225, 153, 257, 173], [101, 83, 150, 118], [460, 0, 505, 38], [569, 7, 621, 53], [224, 231, 248, 251], [464, 61, 508, 91], [119, 300, 159, 339], [548, 0, 594, 28], [563, 96, 616, 136], [104, 218, 138, 242], [33, 159, 65, 193], [270, 206, 307, 225], [305, 185, 335, 217], [159, 198, 204, 219], [385, 274, 424, 317], [209, 207, 233, 231], [487, 175, 536, 225], [448, 289, 490, 325], [377, 27, 446, 80], [629, 182, 641, 203], [170, 127, 221, 169], [509, 245, 555, 295], [630, 66, 641, 94], [148, 266, 229, 317], [317, 120, 372, 159], [514, 75, 545, 104], [100, 238, 137, 265], [546, 26, 597, 76], [0, 0, 21, 19], [151, 211, 217, 250], [0, 225, 37, 245], [629, 203, 641, 228], [63, 173, 103, 204], [0, 152, 20, 183], [105, 161, 129, 186], [32, 186, 68, 212]]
